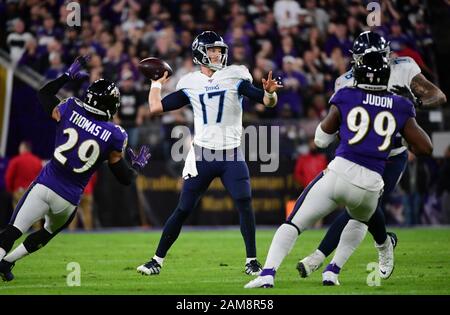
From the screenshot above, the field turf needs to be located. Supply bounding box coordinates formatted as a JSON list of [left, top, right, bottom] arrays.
[[1, 227, 449, 295]]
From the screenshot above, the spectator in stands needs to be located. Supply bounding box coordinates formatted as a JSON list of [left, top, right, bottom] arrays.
[[304, 0, 330, 36], [277, 56, 308, 118], [6, 18, 34, 64], [273, 0, 302, 29], [115, 69, 146, 148], [293, 137, 328, 189], [69, 174, 97, 231], [400, 152, 431, 225], [5, 141, 43, 229]]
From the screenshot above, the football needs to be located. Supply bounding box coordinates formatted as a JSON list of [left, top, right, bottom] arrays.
[[138, 57, 173, 80]]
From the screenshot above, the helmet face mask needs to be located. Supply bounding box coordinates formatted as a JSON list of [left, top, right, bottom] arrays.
[[353, 52, 391, 91], [83, 79, 120, 120], [192, 31, 228, 71]]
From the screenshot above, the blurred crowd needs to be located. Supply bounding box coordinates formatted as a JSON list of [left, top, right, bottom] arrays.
[[1, 0, 438, 123], [1, 0, 448, 226]]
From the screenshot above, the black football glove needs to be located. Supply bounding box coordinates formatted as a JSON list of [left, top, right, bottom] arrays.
[[390, 85, 423, 108]]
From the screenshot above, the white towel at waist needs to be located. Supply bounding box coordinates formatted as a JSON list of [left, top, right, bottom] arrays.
[[182, 143, 198, 179]]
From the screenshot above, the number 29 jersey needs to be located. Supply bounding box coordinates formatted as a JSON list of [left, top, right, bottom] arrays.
[[330, 87, 415, 176], [36, 97, 128, 205], [176, 65, 253, 150]]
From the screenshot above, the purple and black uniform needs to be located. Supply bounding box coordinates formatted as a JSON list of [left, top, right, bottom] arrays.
[[331, 87, 415, 175], [36, 97, 128, 205]]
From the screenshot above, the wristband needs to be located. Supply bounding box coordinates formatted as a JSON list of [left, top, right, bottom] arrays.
[[151, 82, 162, 89], [264, 90, 275, 99]]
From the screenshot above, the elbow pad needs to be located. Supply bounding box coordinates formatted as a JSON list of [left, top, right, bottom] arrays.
[[109, 158, 138, 185], [314, 124, 337, 148]]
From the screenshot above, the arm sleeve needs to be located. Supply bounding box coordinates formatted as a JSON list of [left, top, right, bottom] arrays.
[[161, 90, 191, 112], [237, 80, 264, 103], [109, 158, 138, 185], [37, 74, 70, 116]]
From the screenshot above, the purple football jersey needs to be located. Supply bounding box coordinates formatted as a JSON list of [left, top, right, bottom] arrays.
[[36, 97, 127, 205], [331, 87, 415, 175]]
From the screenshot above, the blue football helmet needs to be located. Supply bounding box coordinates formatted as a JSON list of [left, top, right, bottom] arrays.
[[351, 31, 391, 64], [192, 31, 228, 71]]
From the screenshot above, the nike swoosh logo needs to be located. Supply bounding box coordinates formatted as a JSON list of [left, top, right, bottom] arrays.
[[380, 270, 387, 275]]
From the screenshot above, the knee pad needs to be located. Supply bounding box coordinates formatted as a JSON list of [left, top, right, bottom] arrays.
[[0, 225, 23, 252], [23, 229, 53, 253]]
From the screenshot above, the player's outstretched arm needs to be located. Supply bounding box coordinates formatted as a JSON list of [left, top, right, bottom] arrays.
[[401, 117, 433, 156], [108, 146, 151, 185], [262, 71, 283, 108], [314, 105, 340, 148], [37, 55, 90, 121], [410, 73, 447, 108]]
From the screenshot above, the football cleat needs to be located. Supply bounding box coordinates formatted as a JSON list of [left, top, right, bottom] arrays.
[[387, 231, 398, 249], [136, 258, 161, 276], [297, 251, 324, 278], [244, 275, 274, 288], [244, 259, 262, 276], [0, 260, 15, 282], [376, 233, 396, 279], [322, 270, 340, 286]]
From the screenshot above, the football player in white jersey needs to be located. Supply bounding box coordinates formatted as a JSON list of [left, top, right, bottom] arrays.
[[298, 31, 446, 281], [136, 31, 282, 276]]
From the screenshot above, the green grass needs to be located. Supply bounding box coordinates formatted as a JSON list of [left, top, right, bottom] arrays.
[[1, 227, 449, 295]]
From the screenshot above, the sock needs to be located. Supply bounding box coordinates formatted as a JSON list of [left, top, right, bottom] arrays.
[[236, 198, 256, 258], [368, 207, 388, 245], [3, 244, 29, 263], [153, 255, 164, 266], [246, 257, 256, 264], [260, 268, 276, 277], [155, 207, 190, 258], [263, 223, 299, 271], [323, 263, 341, 274], [0, 248, 5, 260], [318, 211, 350, 257], [331, 219, 368, 268]]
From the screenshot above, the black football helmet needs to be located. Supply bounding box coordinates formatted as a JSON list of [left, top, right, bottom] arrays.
[[351, 31, 390, 64], [83, 79, 120, 120], [192, 31, 228, 71], [353, 51, 390, 91]]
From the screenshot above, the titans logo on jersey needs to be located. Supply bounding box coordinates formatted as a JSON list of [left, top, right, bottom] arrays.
[[330, 87, 415, 175], [36, 97, 127, 205], [176, 65, 252, 150]]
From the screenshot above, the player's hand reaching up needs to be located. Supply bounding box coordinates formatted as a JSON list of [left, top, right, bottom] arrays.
[[262, 71, 283, 93], [65, 55, 90, 81], [128, 146, 152, 170]]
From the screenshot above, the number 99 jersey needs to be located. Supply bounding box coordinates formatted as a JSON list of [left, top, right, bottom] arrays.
[[36, 97, 128, 205], [330, 87, 415, 176]]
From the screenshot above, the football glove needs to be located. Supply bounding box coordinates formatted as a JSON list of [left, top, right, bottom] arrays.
[[65, 55, 90, 81], [127, 145, 151, 169], [390, 85, 423, 108]]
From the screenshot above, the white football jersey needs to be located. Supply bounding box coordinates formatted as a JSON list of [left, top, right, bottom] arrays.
[[176, 65, 252, 150], [334, 56, 421, 157], [335, 56, 421, 92]]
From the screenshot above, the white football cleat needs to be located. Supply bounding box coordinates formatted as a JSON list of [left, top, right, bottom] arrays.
[[376, 235, 395, 279], [322, 271, 340, 286], [297, 250, 325, 278], [136, 258, 161, 276], [244, 275, 274, 288]]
